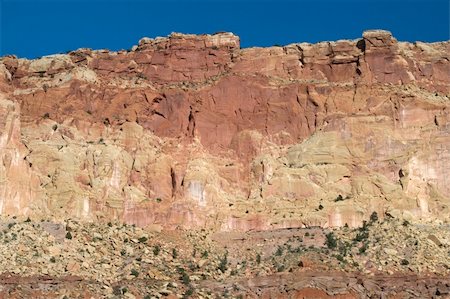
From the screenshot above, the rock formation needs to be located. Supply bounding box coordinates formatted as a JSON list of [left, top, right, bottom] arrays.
[[0, 30, 449, 230]]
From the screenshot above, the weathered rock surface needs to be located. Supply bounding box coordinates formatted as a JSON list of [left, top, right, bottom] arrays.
[[0, 30, 449, 230]]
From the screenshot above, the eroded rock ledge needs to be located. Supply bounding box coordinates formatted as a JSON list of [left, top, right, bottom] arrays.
[[0, 30, 449, 230]]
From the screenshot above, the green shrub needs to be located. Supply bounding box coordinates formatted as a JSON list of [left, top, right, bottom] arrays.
[[182, 287, 194, 299], [335, 254, 344, 262], [275, 246, 283, 256], [65, 231, 72, 239], [218, 252, 228, 273], [153, 244, 161, 255], [354, 231, 369, 242], [256, 253, 261, 264], [178, 268, 190, 285], [138, 236, 148, 243], [325, 232, 337, 249], [276, 264, 285, 272], [130, 269, 139, 277], [172, 248, 178, 259]]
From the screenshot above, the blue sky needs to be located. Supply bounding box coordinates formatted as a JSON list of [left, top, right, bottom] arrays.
[[0, 0, 449, 58]]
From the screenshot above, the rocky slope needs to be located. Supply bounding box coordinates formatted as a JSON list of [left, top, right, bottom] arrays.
[[0, 215, 449, 298], [0, 30, 449, 230]]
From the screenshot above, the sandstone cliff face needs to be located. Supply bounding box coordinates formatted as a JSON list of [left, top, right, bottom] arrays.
[[0, 30, 449, 230]]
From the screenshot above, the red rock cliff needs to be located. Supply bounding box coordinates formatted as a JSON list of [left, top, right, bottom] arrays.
[[0, 30, 449, 230]]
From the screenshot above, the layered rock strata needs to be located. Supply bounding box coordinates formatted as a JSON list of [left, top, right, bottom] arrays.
[[0, 30, 449, 230]]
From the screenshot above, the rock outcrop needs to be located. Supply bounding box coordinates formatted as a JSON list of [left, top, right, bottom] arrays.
[[0, 30, 449, 230]]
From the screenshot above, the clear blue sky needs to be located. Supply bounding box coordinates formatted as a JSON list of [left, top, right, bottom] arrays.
[[1, 0, 449, 58]]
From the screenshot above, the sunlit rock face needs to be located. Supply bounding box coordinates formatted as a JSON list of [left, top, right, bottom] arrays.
[[0, 30, 449, 230]]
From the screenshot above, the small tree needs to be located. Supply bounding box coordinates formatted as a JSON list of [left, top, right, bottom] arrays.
[[218, 252, 228, 273], [325, 232, 337, 249]]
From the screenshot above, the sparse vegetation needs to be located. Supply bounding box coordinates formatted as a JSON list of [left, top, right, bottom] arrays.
[[138, 236, 148, 243], [325, 232, 338, 249], [130, 269, 139, 277], [218, 252, 228, 273], [172, 248, 178, 259], [401, 259, 410, 266], [256, 253, 261, 264], [153, 244, 161, 255], [370, 211, 379, 223], [275, 246, 283, 256]]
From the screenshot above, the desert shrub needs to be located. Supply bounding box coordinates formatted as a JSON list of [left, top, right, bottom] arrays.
[[369, 211, 379, 223], [275, 246, 283, 256], [172, 248, 178, 259], [130, 269, 139, 277], [325, 232, 337, 249], [256, 253, 261, 264], [138, 236, 148, 243], [276, 264, 285, 272], [335, 254, 344, 262], [359, 242, 369, 254], [354, 231, 369, 242], [178, 267, 191, 285], [182, 287, 194, 299], [153, 244, 160, 255], [218, 252, 228, 273]]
